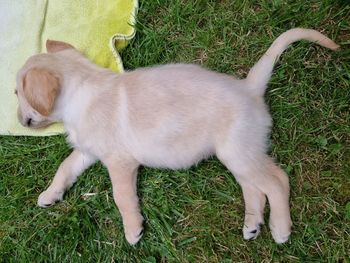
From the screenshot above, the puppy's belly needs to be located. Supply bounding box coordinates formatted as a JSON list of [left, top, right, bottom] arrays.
[[131, 138, 215, 170]]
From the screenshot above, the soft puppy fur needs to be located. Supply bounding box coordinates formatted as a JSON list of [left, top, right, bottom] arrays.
[[15, 29, 339, 245]]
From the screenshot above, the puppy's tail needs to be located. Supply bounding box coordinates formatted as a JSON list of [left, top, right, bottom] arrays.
[[246, 28, 339, 96]]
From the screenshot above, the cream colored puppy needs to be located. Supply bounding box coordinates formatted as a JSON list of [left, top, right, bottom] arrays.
[[15, 28, 339, 245]]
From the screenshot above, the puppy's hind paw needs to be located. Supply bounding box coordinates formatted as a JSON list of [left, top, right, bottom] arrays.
[[271, 228, 291, 244], [243, 222, 263, 241], [270, 221, 291, 244], [37, 189, 63, 208], [125, 227, 144, 245]]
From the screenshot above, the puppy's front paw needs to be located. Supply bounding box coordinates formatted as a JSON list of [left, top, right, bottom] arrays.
[[37, 189, 63, 208], [123, 213, 144, 245]]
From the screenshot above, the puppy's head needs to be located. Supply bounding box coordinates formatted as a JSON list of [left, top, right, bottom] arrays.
[[15, 40, 74, 128]]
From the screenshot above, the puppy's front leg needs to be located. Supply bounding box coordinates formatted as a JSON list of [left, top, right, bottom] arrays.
[[104, 156, 143, 245], [38, 149, 96, 207]]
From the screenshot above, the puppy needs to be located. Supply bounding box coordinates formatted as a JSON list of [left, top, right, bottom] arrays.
[[15, 28, 339, 245]]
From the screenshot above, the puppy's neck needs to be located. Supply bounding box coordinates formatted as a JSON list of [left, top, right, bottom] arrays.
[[49, 53, 117, 128]]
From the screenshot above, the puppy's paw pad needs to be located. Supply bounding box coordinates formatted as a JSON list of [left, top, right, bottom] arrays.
[[37, 190, 63, 208]]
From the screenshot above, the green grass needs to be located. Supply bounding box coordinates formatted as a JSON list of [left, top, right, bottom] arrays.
[[1, 0, 349, 262]]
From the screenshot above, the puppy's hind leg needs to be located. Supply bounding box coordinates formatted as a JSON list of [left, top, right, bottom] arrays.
[[217, 144, 291, 243], [218, 152, 266, 240], [240, 182, 266, 240], [264, 158, 292, 243]]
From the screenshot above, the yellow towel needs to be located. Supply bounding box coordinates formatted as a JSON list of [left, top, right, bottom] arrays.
[[0, 0, 137, 136]]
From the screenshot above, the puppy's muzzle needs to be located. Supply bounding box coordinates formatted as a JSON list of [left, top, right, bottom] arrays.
[[17, 108, 34, 127]]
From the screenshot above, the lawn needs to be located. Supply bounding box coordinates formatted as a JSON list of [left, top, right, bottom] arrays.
[[0, 0, 349, 262]]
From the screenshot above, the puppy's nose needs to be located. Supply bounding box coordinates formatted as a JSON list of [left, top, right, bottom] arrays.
[[26, 118, 32, 126]]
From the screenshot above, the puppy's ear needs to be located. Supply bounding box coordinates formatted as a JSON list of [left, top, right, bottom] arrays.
[[46, 40, 74, 53], [23, 68, 59, 116]]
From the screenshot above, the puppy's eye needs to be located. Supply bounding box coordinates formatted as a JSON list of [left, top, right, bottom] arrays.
[[14, 90, 18, 95]]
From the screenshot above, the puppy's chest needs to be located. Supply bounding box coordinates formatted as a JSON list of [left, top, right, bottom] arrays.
[[65, 124, 115, 157], [66, 129, 79, 148], [66, 127, 95, 154]]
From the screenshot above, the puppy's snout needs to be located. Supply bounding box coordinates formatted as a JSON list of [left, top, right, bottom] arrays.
[[17, 108, 33, 127]]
